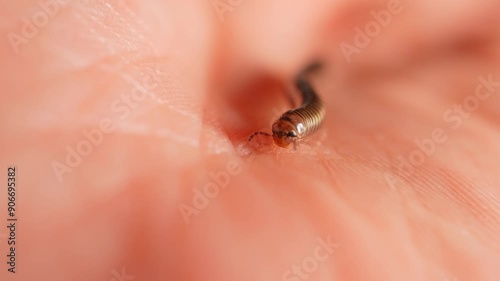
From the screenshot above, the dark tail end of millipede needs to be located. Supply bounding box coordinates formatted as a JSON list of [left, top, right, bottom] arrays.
[[299, 61, 323, 77], [295, 60, 323, 105]]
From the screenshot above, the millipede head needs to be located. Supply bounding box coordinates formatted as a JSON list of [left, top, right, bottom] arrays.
[[271, 118, 301, 148], [271, 130, 298, 148]]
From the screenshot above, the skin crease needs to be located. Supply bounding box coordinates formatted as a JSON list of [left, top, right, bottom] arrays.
[[1, 0, 500, 280]]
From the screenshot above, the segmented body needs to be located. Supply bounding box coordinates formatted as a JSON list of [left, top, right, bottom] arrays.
[[249, 66, 326, 148], [280, 77, 326, 137]]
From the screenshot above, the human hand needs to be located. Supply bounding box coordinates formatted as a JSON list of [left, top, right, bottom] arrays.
[[1, 1, 500, 281]]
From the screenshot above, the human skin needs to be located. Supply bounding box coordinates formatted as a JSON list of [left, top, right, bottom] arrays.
[[1, 0, 500, 281]]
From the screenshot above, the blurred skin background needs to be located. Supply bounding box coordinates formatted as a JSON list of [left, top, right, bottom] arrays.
[[1, 0, 500, 280]]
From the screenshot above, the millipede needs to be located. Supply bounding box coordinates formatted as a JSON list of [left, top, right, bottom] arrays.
[[248, 63, 326, 148]]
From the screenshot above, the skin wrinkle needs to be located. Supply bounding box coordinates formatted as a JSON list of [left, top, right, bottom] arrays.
[[71, 3, 153, 67], [435, 169, 500, 234], [402, 165, 500, 244], [60, 61, 200, 147], [76, 0, 153, 53], [65, 1, 204, 150], [73, 0, 203, 120], [318, 76, 500, 247]]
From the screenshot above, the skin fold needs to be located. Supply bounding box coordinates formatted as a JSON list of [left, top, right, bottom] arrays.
[[1, 0, 500, 280]]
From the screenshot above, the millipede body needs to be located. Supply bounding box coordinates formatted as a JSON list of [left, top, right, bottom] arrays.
[[249, 66, 326, 148]]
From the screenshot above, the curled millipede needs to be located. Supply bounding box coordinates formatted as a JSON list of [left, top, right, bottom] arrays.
[[248, 64, 326, 148]]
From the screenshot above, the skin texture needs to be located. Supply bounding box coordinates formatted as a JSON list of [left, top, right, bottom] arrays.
[[1, 0, 500, 281]]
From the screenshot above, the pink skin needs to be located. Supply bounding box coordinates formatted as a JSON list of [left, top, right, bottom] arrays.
[[2, 1, 500, 281]]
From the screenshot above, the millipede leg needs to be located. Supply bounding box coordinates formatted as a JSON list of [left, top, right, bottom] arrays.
[[248, 131, 272, 142]]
